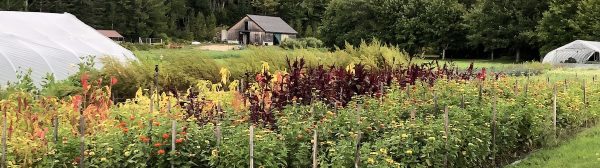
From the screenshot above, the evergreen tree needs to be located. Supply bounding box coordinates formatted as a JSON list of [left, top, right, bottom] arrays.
[[206, 13, 217, 41], [194, 12, 207, 40], [304, 24, 314, 37], [251, 0, 280, 15]]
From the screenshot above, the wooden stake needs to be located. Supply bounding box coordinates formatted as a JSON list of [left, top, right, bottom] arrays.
[[433, 90, 438, 112], [491, 95, 497, 167], [169, 99, 175, 168], [406, 84, 411, 98], [379, 82, 384, 104], [354, 132, 362, 168], [553, 84, 557, 137], [460, 94, 465, 109], [513, 80, 518, 95], [564, 79, 567, 93], [354, 104, 363, 168], [79, 100, 85, 168], [525, 76, 529, 96], [443, 106, 449, 168], [249, 125, 255, 168], [215, 105, 222, 146], [313, 126, 319, 168], [52, 116, 59, 144], [1, 104, 6, 168], [410, 108, 417, 122], [583, 79, 587, 106], [478, 81, 483, 103]]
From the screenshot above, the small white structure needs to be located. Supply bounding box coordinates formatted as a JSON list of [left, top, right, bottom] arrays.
[[0, 11, 136, 85], [543, 40, 600, 64]]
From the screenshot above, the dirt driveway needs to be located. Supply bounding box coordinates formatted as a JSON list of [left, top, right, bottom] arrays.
[[198, 44, 239, 51]]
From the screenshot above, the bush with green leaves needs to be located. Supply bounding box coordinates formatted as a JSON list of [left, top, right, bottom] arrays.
[[280, 37, 324, 49]]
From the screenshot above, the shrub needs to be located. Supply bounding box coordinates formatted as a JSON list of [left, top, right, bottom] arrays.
[[280, 38, 324, 49]]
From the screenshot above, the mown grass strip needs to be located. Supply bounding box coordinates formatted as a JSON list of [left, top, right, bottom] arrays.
[[508, 124, 600, 168]]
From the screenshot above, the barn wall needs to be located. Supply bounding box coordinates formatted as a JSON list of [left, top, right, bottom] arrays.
[[226, 16, 264, 42]]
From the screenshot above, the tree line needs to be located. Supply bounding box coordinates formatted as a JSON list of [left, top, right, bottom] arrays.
[[1, 0, 599, 60]]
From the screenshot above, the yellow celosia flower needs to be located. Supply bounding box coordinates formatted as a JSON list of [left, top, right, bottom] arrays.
[[346, 63, 355, 74], [261, 61, 270, 74], [220, 67, 230, 85]]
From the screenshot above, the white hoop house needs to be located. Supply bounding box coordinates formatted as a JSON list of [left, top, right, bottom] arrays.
[[542, 40, 600, 64], [0, 11, 136, 86]]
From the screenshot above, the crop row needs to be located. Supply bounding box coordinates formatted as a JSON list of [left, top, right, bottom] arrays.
[[0, 63, 597, 167]]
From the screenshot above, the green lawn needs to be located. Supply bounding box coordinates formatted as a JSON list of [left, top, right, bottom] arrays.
[[413, 58, 516, 68], [507, 124, 600, 168]]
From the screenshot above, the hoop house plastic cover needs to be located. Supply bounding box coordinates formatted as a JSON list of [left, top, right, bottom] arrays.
[[542, 40, 600, 64], [0, 11, 136, 86]]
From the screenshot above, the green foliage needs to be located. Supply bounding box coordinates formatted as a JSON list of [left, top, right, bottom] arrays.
[[465, 0, 548, 61], [319, 0, 383, 48], [121, 43, 166, 51], [251, 0, 281, 15], [101, 54, 221, 98], [571, 0, 600, 41], [280, 38, 324, 49], [536, 0, 581, 55]]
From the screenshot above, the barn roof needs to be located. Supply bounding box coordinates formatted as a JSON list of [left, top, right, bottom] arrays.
[[247, 15, 298, 34], [97, 30, 124, 38]]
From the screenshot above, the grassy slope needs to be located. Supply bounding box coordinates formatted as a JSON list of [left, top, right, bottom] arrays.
[[507, 124, 600, 168]]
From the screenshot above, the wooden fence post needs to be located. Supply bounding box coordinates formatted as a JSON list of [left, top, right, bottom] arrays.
[[443, 106, 449, 168], [249, 125, 254, 168], [553, 84, 557, 138]]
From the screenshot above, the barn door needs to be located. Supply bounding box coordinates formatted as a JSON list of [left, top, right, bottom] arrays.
[[274, 34, 282, 45]]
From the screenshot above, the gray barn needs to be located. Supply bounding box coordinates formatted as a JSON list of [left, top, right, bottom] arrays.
[[226, 15, 297, 45]]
